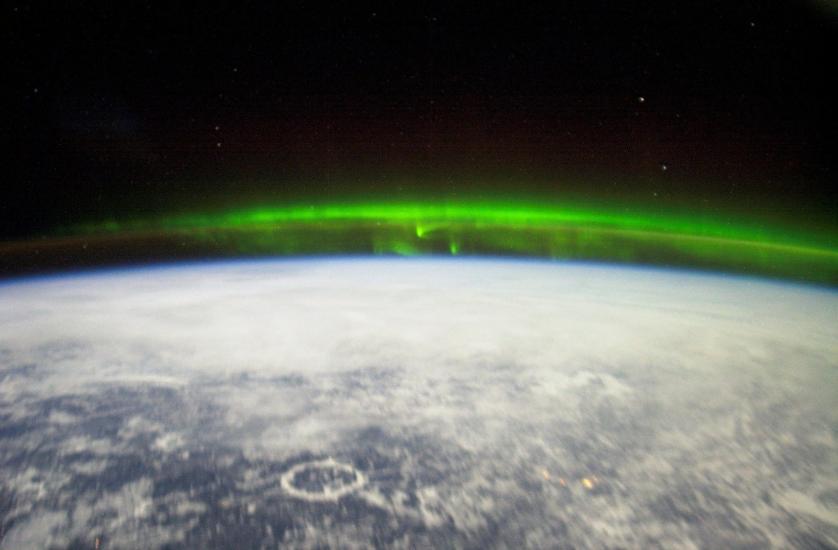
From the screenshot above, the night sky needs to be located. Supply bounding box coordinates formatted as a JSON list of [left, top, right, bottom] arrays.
[[4, 2, 837, 279]]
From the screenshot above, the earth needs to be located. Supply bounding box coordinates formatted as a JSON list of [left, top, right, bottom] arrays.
[[0, 258, 835, 549]]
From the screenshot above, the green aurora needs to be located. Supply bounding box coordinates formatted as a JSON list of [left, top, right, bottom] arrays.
[[40, 199, 836, 285]]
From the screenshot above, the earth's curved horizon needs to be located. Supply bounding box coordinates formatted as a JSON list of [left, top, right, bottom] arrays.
[[0, 258, 836, 548]]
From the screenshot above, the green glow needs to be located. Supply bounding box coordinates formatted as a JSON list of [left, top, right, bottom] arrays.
[[58, 199, 838, 285], [73, 201, 830, 246]]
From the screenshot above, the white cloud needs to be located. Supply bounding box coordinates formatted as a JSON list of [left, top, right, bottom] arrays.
[[0, 259, 836, 547]]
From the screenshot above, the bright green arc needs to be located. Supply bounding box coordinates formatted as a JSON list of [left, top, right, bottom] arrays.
[[79, 200, 831, 244], [69, 200, 838, 285]]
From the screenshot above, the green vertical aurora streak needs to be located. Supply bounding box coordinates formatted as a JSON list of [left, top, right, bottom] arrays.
[[50, 200, 838, 284]]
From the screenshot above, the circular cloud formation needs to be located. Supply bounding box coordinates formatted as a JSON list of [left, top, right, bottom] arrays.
[[280, 458, 367, 502]]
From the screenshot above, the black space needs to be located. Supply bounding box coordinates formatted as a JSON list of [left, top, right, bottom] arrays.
[[6, 1, 837, 239]]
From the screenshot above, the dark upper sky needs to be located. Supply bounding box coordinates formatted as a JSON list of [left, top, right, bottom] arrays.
[[6, 1, 837, 239]]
